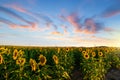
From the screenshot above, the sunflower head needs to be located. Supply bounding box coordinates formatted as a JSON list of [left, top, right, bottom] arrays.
[[98, 52, 103, 57], [18, 50, 24, 57], [83, 53, 90, 60], [39, 54, 47, 66], [66, 48, 69, 52], [0, 54, 3, 64], [16, 57, 26, 66], [92, 52, 96, 57], [104, 49, 109, 53], [79, 48, 82, 52], [29, 58, 37, 71], [13, 49, 18, 60], [53, 55, 59, 65], [82, 51, 86, 54]]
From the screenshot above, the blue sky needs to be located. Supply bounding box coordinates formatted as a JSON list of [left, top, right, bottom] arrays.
[[0, 0, 120, 47]]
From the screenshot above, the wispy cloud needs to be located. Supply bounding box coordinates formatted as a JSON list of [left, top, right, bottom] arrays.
[[51, 31, 63, 35], [0, 6, 38, 30], [59, 11, 112, 34], [67, 12, 82, 32], [0, 17, 17, 28], [101, 4, 120, 18], [84, 18, 104, 33], [0, 17, 38, 30]]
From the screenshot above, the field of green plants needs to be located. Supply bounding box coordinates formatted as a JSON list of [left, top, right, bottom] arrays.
[[0, 46, 120, 80]]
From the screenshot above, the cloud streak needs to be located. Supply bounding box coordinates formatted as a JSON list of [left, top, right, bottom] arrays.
[[101, 4, 120, 18], [0, 6, 38, 30]]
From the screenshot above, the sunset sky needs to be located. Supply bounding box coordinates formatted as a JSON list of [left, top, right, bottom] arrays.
[[0, 0, 120, 47]]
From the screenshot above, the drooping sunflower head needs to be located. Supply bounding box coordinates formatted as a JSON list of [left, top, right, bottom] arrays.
[[53, 55, 59, 65], [39, 54, 47, 66], [98, 52, 103, 57], [13, 49, 18, 60], [83, 53, 90, 60], [29, 58, 37, 71], [92, 52, 96, 57], [0, 54, 3, 64]]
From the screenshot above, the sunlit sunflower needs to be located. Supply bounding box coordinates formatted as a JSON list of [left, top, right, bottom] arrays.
[[82, 51, 88, 55], [39, 54, 47, 66], [29, 58, 37, 71], [16, 57, 26, 66], [104, 49, 109, 53], [53, 55, 59, 64], [0, 54, 3, 64], [66, 48, 69, 52], [13, 49, 18, 60], [57, 48, 60, 53], [92, 52, 96, 57], [98, 52, 103, 57], [83, 53, 90, 59], [79, 48, 82, 52], [18, 50, 24, 57]]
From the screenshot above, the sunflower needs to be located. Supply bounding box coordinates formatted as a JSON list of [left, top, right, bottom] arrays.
[[39, 54, 47, 66], [13, 49, 18, 60], [104, 49, 109, 53], [57, 48, 60, 53], [79, 48, 82, 52], [83, 53, 90, 59], [18, 50, 24, 57], [92, 52, 96, 57], [98, 52, 103, 57], [66, 48, 69, 52], [0, 54, 3, 64], [62, 71, 70, 79], [29, 58, 37, 71], [16, 57, 26, 66], [53, 55, 59, 64]]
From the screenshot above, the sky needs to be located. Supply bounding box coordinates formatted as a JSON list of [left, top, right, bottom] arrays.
[[0, 0, 120, 47]]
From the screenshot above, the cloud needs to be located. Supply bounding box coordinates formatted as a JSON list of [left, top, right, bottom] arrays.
[[104, 27, 114, 32], [51, 31, 63, 35], [0, 17, 17, 28], [67, 12, 82, 32], [60, 12, 111, 34], [84, 18, 104, 33], [0, 6, 30, 24], [61, 25, 69, 34], [0, 5, 40, 30], [0, 17, 38, 30], [101, 4, 120, 18]]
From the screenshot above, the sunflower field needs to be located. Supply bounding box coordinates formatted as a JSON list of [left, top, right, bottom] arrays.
[[0, 46, 120, 80]]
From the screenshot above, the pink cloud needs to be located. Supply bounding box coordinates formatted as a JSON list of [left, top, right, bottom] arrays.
[[51, 31, 63, 35], [5, 4, 27, 13], [104, 27, 114, 32], [66, 13, 82, 32]]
